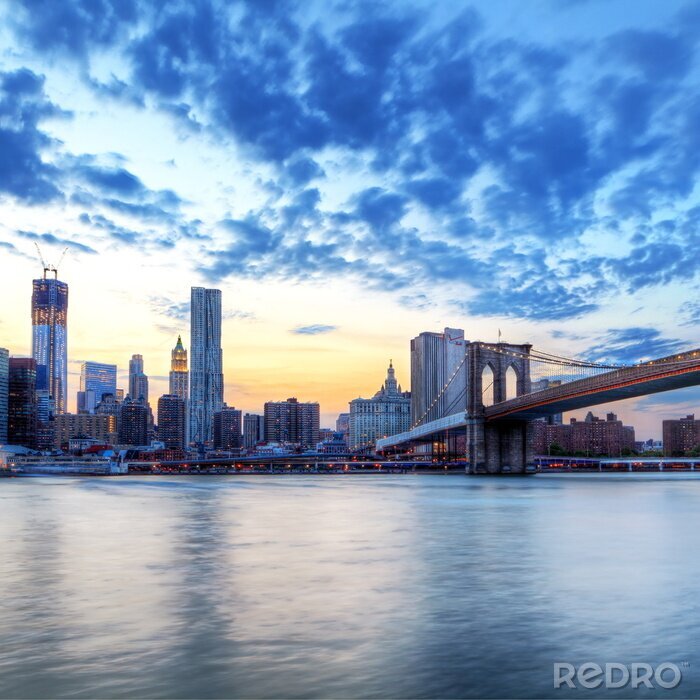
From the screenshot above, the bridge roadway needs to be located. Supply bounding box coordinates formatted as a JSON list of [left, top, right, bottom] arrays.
[[377, 349, 700, 451]]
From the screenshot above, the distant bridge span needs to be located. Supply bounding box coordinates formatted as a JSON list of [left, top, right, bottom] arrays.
[[377, 346, 700, 473]]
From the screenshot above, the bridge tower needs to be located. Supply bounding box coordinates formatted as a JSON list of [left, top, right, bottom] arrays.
[[465, 342, 533, 474]]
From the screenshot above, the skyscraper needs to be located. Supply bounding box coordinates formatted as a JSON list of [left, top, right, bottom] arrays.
[[128, 354, 149, 404], [157, 394, 187, 450], [79, 361, 117, 413], [169, 335, 188, 400], [410, 328, 467, 427], [32, 272, 68, 414], [0, 348, 8, 444], [8, 358, 37, 448], [189, 287, 223, 445]]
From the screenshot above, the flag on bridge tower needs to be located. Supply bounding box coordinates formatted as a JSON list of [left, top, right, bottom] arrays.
[[498, 329, 502, 343]]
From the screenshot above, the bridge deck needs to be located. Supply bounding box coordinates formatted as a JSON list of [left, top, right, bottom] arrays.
[[487, 355, 700, 420], [377, 351, 700, 451]]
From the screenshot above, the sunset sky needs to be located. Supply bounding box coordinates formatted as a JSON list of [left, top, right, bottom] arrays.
[[1, 0, 699, 436]]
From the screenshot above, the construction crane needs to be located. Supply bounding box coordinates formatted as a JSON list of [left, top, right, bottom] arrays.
[[34, 243, 68, 279]]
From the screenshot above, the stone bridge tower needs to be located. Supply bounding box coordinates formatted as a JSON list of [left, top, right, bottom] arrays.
[[465, 342, 534, 474]]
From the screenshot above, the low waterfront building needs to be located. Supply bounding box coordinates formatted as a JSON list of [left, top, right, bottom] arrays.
[[348, 361, 411, 452], [316, 432, 348, 455]]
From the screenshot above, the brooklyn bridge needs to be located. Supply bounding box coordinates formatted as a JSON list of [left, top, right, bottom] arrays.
[[376, 343, 700, 474]]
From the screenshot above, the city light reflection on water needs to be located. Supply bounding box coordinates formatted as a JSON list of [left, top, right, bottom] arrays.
[[1, 473, 699, 698]]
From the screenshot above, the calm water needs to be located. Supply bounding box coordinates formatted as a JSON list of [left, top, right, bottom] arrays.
[[1, 473, 699, 699]]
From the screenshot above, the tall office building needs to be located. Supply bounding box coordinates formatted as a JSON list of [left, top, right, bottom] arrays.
[[0, 348, 8, 444], [78, 361, 117, 414], [264, 398, 320, 449], [213, 406, 242, 450], [243, 413, 265, 449], [8, 358, 38, 448], [349, 361, 411, 451], [128, 354, 149, 404], [410, 327, 467, 427], [157, 394, 187, 450], [189, 287, 223, 445], [169, 335, 188, 400], [31, 272, 68, 414]]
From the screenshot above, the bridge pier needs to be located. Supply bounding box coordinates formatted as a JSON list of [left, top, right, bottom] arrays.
[[467, 418, 533, 474]]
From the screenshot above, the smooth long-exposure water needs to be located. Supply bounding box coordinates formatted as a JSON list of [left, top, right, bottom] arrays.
[[1, 473, 698, 699]]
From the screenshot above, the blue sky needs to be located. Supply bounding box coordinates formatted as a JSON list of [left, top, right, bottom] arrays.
[[0, 0, 698, 435]]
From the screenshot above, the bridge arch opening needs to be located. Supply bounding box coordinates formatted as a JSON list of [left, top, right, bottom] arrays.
[[505, 365, 519, 400], [482, 364, 495, 407]]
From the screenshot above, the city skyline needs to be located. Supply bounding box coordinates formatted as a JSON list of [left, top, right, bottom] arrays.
[[1, 268, 697, 438], [1, 0, 699, 438]]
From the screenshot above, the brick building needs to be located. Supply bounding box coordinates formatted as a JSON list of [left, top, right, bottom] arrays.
[[533, 411, 635, 456], [663, 415, 700, 456]]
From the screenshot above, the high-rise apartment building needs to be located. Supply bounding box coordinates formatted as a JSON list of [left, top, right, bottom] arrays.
[[128, 354, 149, 404], [264, 398, 320, 448], [349, 361, 411, 451], [0, 348, 8, 444], [118, 396, 149, 446], [410, 328, 467, 427], [78, 361, 117, 414], [8, 358, 38, 448], [243, 413, 264, 449], [663, 414, 700, 456], [31, 272, 68, 414], [157, 394, 187, 450], [169, 335, 188, 400], [213, 406, 242, 450], [189, 287, 223, 445]]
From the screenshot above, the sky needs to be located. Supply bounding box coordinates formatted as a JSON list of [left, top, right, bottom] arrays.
[[0, 0, 698, 437]]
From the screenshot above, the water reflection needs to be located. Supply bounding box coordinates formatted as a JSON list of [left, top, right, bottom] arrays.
[[1, 474, 699, 698]]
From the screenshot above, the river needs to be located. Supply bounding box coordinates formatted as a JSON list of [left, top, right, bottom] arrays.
[[0, 473, 698, 698]]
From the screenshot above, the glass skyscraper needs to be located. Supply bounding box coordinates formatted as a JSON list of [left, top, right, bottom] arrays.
[[79, 361, 118, 413], [0, 348, 8, 444], [8, 358, 37, 448], [189, 287, 223, 445], [32, 274, 68, 414]]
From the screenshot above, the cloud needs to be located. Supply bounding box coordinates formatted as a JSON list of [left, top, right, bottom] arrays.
[[0, 68, 66, 203], [149, 296, 189, 322], [16, 229, 97, 255], [585, 328, 688, 365], [12, 0, 138, 57], [291, 324, 338, 335], [5, 1, 700, 328]]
